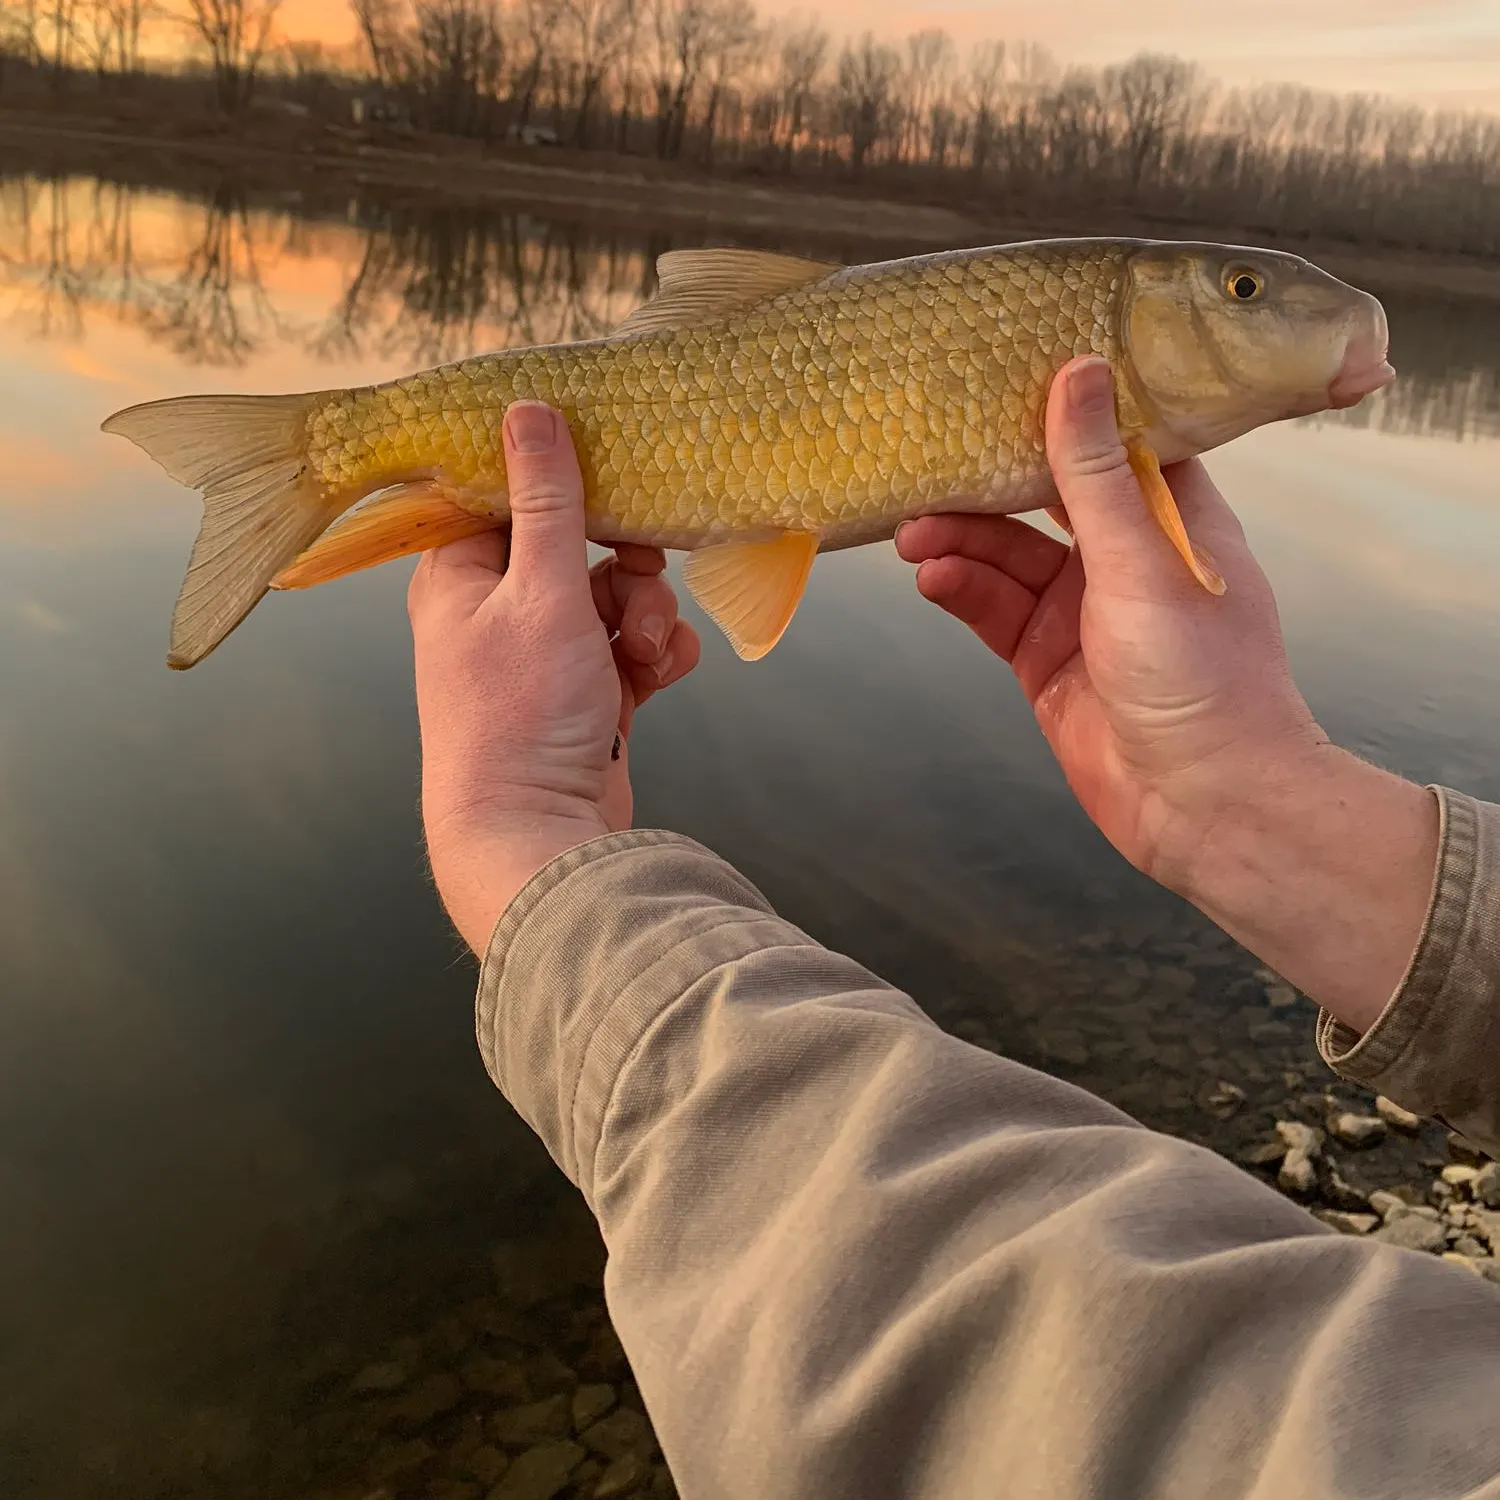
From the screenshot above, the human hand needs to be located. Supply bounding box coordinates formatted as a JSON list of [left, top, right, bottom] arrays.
[[897, 356, 1437, 1032], [897, 356, 1322, 889], [409, 401, 700, 954]]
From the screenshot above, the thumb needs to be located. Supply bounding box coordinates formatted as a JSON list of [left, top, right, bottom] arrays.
[[1045, 356, 1180, 595], [502, 401, 590, 597]]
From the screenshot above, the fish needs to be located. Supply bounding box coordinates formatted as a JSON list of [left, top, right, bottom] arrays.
[[101, 239, 1394, 670]]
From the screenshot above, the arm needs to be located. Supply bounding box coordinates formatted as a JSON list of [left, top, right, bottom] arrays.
[[412, 399, 1500, 1500], [899, 356, 1499, 1154]]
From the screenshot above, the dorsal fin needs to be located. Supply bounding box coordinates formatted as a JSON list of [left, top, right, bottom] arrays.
[[612, 249, 841, 338]]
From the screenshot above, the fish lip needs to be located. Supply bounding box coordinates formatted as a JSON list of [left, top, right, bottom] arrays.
[[1327, 359, 1396, 409]]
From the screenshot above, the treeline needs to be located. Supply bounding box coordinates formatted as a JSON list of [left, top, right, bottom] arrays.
[[4, 171, 1498, 440], [3, 0, 1500, 257]]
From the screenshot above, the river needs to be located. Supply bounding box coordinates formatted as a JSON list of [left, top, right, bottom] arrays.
[[2, 174, 1498, 1499]]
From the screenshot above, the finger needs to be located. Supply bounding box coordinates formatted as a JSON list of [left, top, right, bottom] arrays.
[[1045, 357, 1189, 598], [915, 555, 1038, 663], [589, 559, 680, 659], [408, 528, 510, 624], [501, 401, 589, 602], [897, 513, 1069, 593], [1009, 548, 1087, 704], [611, 542, 666, 576], [615, 618, 701, 708]]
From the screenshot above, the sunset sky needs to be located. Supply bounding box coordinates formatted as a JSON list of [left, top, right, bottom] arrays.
[[279, 0, 1500, 114]]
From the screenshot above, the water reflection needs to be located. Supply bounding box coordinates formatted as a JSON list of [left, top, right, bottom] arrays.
[[1, 170, 1499, 1500], [3, 172, 1498, 441]]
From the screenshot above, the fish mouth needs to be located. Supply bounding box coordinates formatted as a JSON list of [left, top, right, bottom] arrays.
[[1327, 302, 1394, 409]]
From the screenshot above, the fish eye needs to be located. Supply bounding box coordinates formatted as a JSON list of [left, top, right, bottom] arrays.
[[1226, 268, 1265, 301]]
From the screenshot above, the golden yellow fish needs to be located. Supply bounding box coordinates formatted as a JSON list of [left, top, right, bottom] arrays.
[[101, 240, 1393, 669]]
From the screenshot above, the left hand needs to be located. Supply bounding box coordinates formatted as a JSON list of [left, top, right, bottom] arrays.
[[409, 401, 700, 954]]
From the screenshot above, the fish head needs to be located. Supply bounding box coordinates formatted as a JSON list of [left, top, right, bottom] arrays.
[[1120, 243, 1393, 458]]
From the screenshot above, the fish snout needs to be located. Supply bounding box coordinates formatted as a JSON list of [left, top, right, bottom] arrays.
[[1327, 296, 1394, 409]]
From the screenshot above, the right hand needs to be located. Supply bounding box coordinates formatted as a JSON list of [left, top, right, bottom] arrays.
[[895, 355, 1325, 893]]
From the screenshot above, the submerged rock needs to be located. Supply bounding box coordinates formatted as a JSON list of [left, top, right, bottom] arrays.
[[1375, 1096, 1423, 1132], [1373, 1216, 1448, 1253], [488, 1441, 585, 1500], [1328, 1112, 1386, 1149]]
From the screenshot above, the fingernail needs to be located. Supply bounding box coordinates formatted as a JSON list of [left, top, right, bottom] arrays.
[[895, 521, 912, 545], [639, 614, 667, 654], [652, 647, 674, 685], [505, 402, 558, 454], [1068, 358, 1115, 416]]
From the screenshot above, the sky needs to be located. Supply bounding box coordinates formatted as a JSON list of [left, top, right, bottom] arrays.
[[280, 0, 1500, 114]]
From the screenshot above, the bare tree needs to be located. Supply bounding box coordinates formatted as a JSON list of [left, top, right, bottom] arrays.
[[409, 0, 503, 135], [1101, 52, 1205, 194], [183, 0, 282, 111], [349, 0, 403, 85], [896, 27, 951, 164], [773, 21, 826, 168], [561, 0, 633, 147], [836, 32, 898, 176]]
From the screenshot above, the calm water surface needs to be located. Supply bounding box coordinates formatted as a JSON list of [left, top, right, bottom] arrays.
[[2, 176, 1499, 1499]]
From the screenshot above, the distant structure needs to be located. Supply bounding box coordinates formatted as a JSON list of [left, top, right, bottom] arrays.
[[504, 123, 560, 147], [351, 94, 414, 133]]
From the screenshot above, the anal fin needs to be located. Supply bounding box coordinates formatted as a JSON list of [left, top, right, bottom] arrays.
[[681, 531, 819, 661], [1124, 438, 1226, 596], [270, 485, 496, 590]]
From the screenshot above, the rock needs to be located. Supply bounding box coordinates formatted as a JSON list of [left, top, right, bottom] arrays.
[[1470, 1208, 1500, 1251], [1452, 1235, 1490, 1259], [465, 1446, 511, 1485], [578, 1323, 630, 1383], [1264, 981, 1300, 1010], [1448, 1132, 1489, 1165], [351, 1361, 411, 1395], [390, 1372, 465, 1430], [1430, 1180, 1457, 1207], [526, 1349, 578, 1397], [582, 1407, 657, 1463], [430, 1315, 479, 1361], [1375, 1096, 1423, 1132], [1368, 1189, 1410, 1222], [1278, 1150, 1317, 1195], [1200, 1081, 1245, 1120], [1442, 1252, 1486, 1275], [1328, 1112, 1387, 1149], [1480, 1261, 1500, 1288], [492, 1396, 571, 1448], [1373, 1216, 1448, 1253], [572, 1384, 617, 1432], [462, 1355, 531, 1402], [1441, 1164, 1479, 1190], [429, 1483, 483, 1500], [1249, 1020, 1294, 1043], [487, 1441, 585, 1500], [1320, 1165, 1369, 1212], [1313, 1209, 1378, 1235], [369, 1438, 436, 1482], [593, 1453, 647, 1498], [1236, 1140, 1287, 1168], [1275, 1121, 1325, 1157], [647, 1464, 678, 1499], [1474, 1162, 1500, 1209]]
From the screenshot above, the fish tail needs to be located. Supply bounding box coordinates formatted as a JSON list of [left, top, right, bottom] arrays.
[[102, 392, 341, 669]]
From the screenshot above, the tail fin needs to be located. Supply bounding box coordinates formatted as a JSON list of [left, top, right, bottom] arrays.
[[102, 393, 336, 669]]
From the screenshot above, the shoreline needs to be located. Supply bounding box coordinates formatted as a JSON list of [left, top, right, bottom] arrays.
[[3, 108, 1499, 301]]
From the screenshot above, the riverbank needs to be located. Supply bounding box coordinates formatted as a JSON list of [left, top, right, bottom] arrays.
[[3, 105, 1499, 301]]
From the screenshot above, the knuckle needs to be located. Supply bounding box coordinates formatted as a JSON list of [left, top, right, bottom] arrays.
[[1063, 437, 1131, 478]]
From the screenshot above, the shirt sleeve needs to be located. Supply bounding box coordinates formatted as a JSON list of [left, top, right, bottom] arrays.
[[1317, 786, 1500, 1156], [477, 828, 1500, 1500]]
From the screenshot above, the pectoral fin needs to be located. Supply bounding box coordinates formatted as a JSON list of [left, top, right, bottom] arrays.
[[269, 486, 497, 590], [681, 531, 819, 661], [1124, 438, 1226, 596]]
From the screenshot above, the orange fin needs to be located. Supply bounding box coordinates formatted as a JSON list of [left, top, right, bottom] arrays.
[[681, 530, 819, 661], [270, 487, 496, 590], [1124, 438, 1226, 595]]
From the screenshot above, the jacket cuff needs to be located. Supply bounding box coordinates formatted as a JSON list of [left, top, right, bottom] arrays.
[[1316, 786, 1500, 1155]]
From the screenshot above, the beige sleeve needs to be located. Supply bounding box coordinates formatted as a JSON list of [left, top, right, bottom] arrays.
[[478, 828, 1500, 1500], [1318, 787, 1500, 1156]]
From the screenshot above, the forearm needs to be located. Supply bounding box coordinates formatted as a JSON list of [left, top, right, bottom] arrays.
[[1170, 742, 1440, 1035], [477, 833, 1500, 1500]]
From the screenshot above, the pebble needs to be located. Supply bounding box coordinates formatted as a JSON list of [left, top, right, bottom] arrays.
[[462, 1355, 531, 1402], [1328, 1112, 1387, 1149], [1201, 1081, 1245, 1120], [464, 1446, 510, 1484], [369, 1437, 435, 1481], [1275, 1121, 1325, 1158], [1448, 1132, 1488, 1165], [1367, 1190, 1409, 1222], [1236, 1140, 1286, 1168], [582, 1407, 657, 1463], [1452, 1235, 1490, 1259], [1264, 981, 1300, 1010], [351, 1361, 410, 1395], [1278, 1149, 1317, 1196], [572, 1384, 617, 1431], [1375, 1096, 1423, 1132], [1474, 1162, 1500, 1209], [1313, 1210, 1378, 1235], [1373, 1216, 1448, 1253], [593, 1453, 647, 1499], [1443, 1252, 1486, 1275], [1441, 1165, 1479, 1189], [430, 1483, 482, 1500], [1321, 1166, 1369, 1213], [488, 1441, 585, 1500], [390, 1372, 464, 1429], [493, 1396, 571, 1448], [1249, 1021, 1294, 1043]]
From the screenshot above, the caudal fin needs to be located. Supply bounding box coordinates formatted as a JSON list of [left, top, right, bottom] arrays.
[[102, 392, 336, 669]]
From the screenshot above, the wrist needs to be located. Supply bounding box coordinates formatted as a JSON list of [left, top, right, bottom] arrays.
[[1162, 741, 1439, 1033]]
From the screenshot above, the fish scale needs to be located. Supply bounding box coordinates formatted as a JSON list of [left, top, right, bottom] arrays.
[[304, 242, 1130, 551]]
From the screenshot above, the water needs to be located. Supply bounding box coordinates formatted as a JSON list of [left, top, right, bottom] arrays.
[[2, 174, 1499, 1500]]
